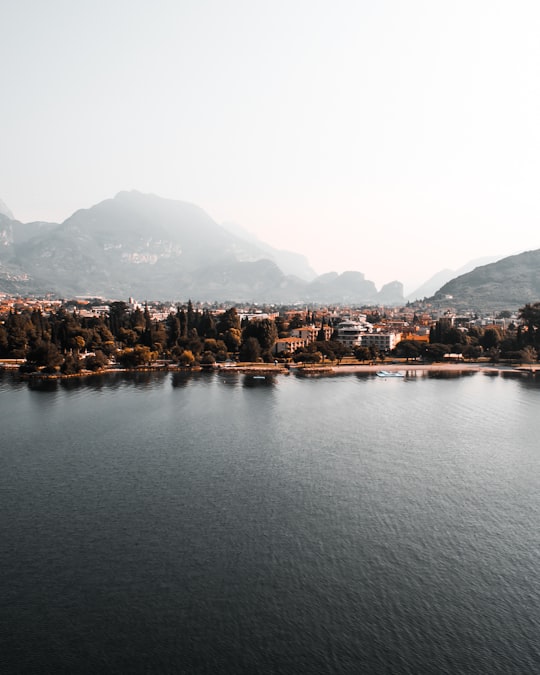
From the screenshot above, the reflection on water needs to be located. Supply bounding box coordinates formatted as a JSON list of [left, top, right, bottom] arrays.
[[171, 372, 192, 388], [27, 377, 59, 392], [425, 369, 475, 379], [242, 373, 277, 388]]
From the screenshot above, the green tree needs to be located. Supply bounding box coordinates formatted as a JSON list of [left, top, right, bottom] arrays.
[[26, 340, 63, 370], [242, 318, 278, 353], [239, 336, 261, 362], [216, 307, 240, 335], [519, 302, 540, 345], [166, 313, 181, 348], [61, 354, 83, 375], [199, 310, 217, 338], [293, 349, 322, 364], [480, 328, 501, 350], [108, 301, 129, 337], [288, 313, 305, 329], [394, 340, 420, 361], [0, 324, 8, 356], [354, 346, 372, 362], [200, 350, 216, 366], [422, 343, 448, 362], [85, 350, 109, 371], [6, 310, 28, 357]]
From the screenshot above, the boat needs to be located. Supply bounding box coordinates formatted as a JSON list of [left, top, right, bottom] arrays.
[[376, 370, 404, 378]]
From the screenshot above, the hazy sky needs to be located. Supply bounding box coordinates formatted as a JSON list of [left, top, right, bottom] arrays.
[[2, 0, 540, 292]]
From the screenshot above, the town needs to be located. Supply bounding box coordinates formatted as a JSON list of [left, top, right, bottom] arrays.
[[0, 294, 539, 374]]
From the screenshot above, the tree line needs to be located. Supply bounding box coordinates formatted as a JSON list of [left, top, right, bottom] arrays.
[[1, 301, 539, 373], [394, 303, 540, 364]]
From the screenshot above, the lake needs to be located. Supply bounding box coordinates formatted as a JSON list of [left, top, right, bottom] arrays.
[[1, 369, 539, 674]]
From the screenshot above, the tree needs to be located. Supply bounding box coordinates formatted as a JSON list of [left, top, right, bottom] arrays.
[[0, 324, 8, 356], [293, 350, 322, 364], [394, 340, 420, 361], [166, 313, 181, 348], [242, 318, 278, 353], [331, 341, 349, 363], [422, 343, 448, 362], [519, 302, 540, 346], [239, 337, 261, 362], [288, 313, 306, 329], [85, 350, 109, 371], [61, 354, 83, 375], [216, 307, 241, 334], [70, 335, 86, 354], [130, 307, 146, 334], [430, 318, 465, 346], [200, 350, 216, 366], [519, 346, 538, 364], [354, 346, 372, 362], [222, 327, 242, 353], [26, 340, 63, 371], [117, 345, 156, 367], [108, 301, 129, 337], [198, 310, 217, 339], [6, 310, 28, 357], [178, 349, 195, 367], [480, 328, 501, 350]]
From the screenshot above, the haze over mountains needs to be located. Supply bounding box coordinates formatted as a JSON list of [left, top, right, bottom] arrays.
[[0, 190, 538, 309], [0, 191, 404, 303]]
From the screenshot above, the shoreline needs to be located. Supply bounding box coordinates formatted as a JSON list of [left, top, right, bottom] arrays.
[[1, 360, 538, 380], [328, 362, 539, 374]]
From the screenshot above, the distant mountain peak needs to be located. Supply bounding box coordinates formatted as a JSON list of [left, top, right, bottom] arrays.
[[0, 198, 14, 220], [430, 248, 540, 310], [0, 191, 404, 303]]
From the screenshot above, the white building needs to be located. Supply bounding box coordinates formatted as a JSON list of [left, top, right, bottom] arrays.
[[361, 332, 401, 351], [335, 320, 369, 348]]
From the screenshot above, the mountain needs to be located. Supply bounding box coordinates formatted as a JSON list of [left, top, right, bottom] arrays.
[[431, 249, 540, 310], [0, 191, 402, 304], [222, 221, 317, 281], [0, 197, 13, 220], [407, 255, 505, 300]]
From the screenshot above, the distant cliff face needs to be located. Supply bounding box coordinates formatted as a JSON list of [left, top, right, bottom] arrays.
[[432, 249, 540, 310], [0, 198, 14, 220], [0, 191, 403, 304]]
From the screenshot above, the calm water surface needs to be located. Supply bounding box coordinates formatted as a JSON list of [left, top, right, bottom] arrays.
[[1, 370, 539, 674]]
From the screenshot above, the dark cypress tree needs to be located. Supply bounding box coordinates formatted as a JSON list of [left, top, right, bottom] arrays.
[[187, 300, 196, 332], [166, 313, 181, 348], [198, 310, 216, 339]]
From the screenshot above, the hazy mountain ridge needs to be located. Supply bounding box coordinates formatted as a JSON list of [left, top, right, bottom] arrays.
[[0, 191, 405, 303], [407, 255, 506, 300], [222, 221, 317, 281], [2, 191, 535, 307], [431, 249, 540, 310], [0, 198, 14, 220]]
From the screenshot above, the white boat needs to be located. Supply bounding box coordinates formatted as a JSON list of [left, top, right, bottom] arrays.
[[376, 370, 404, 378]]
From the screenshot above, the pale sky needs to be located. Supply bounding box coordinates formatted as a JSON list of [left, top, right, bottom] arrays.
[[1, 0, 540, 293]]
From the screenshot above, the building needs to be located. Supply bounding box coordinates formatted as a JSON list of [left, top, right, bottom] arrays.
[[361, 332, 401, 351], [290, 325, 333, 342], [335, 320, 369, 348], [273, 337, 308, 355]]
